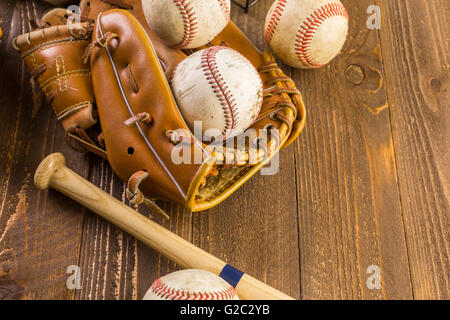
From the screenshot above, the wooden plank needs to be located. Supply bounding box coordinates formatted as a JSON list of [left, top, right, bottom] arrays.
[[0, 0, 89, 299], [2, 0, 446, 301], [191, 1, 301, 299], [377, 0, 449, 299], [136, 202, 192, 299], [76, 157, 192, 299], [293, 0, 413, 299], [76, 158, 138, 300]]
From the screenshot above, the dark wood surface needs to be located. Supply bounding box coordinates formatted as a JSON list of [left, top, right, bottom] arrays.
[[0, 0, 448, 300]]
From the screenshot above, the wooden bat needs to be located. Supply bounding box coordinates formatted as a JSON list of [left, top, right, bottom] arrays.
[[34, 153, 294, 300]]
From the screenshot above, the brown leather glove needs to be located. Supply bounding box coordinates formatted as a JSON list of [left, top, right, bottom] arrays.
[[14, 2, 306, 213], [80, 0, 306, 212], [79, 0, 306, 147], [12, 18, 106, 156]]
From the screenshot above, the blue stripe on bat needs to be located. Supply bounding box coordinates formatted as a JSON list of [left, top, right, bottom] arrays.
[[219, 264, 244, 288]]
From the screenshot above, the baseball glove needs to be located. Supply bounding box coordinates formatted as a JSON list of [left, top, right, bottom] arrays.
[[13, 1, 306, 214]]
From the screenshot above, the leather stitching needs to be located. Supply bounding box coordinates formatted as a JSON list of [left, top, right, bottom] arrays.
[[264, 0, 287, 45], [217, 0, 231, 22], [39, 69, 91, 91], [55, 56, 68, 92], [150, 277, 236, 300], [295, 2, 348, 68], [173, 0, 198, 49], [21, 38, 89, 58], [56, 101, 90, 120], [201, 46, 239, 136]]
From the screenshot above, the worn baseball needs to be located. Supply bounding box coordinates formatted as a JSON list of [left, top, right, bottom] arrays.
[[170, 46, 263, 141], [142, 0, 230, 49], [265, 0, 349, 69], [143, 269, 239, 300]]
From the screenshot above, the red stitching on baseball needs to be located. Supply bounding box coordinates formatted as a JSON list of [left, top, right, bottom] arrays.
[[150, 277, 236, 300], [295, 2, 348, 68], [217, 0, 231, 22], [264, 0, 287, 45], [201, 46, 239, 136], [173, 0, 198, 49]]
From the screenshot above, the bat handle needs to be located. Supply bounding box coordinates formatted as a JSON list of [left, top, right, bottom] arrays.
[[34, 153, 294, 300]]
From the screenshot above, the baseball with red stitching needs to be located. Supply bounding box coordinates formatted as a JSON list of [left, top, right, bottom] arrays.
[[264, 0, 349, 69], [143, 269, 240, 300], [170, 46, 263, 141], [142, 0, 231, 49]]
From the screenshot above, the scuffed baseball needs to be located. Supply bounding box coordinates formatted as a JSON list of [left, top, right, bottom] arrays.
[[264, 0, 349, 69], [143, 269, 239, 300], [170, 46, 263, 141], [142, 0, 231, 49]]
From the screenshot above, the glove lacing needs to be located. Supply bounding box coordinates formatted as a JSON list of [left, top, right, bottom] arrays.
[[126, 171, 170, 220]]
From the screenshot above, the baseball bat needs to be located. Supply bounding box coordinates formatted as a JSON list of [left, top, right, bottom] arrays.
[[34, 153, 294, 300]]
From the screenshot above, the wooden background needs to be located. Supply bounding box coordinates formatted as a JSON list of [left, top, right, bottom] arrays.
[[0, 0, 448, 300]]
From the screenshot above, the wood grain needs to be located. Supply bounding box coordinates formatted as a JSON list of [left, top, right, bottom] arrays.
[[0, 0, 448, 300], [0, 0, 90, 299], [293, 0, 412, 299], [377, 0, 449, 299], [192, 1, 301, 299], [75, 158, 137, 299], [33, 153, 293, 299], [76, 157, 193, 299], [136, 201, 192, 299]]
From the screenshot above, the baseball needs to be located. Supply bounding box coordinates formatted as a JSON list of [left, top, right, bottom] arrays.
[[142, 0, 231, 49], [143, 269, 239, 300], [170, 46, 263, 141], [264, 0, 349, 69]]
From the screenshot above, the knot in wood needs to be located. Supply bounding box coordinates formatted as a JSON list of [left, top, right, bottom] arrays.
[[345, 64, 365, 85], [429, 77, 442, 94]]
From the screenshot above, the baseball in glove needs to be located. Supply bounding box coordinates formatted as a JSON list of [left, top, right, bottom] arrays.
[[13, 1, 306, 214]]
